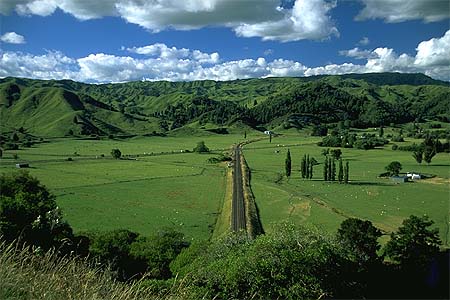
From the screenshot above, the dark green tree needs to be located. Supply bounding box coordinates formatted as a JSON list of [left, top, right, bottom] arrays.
[[285, 149, 291, 178], [337, 218, 382, 267], [323, 158, 328, 181], [331, 158, 336, 181], [269, 133, 272, 143], [379, 126, 384, 137], [344, 161, 349, 184], [338, 159, 343, 183], [308, 159, 313, 179], [89, 229, 141, 281], [12, 132, 19, 142], [328, 157, 332, 181], [244, 131, 247, 139], [301, 154, 307, 179], [384, 215, 441, 270], [423, 146, 436, 164], [305, 154, 310, 179], [130, 228, 189, 279], [0, 148, 2, 159], [111, 148, 122, 159], [412, 149, 423, 164], [330, 149, 342, 160], [0, 172, 73, 251], [385, 161, 402, 176], [193, 141, 210, 153]]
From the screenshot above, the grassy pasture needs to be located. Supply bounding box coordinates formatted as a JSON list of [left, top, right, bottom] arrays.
[[244, 133, 450, 246], [0, 135, 250, 240], [1, 130, 448, 245]]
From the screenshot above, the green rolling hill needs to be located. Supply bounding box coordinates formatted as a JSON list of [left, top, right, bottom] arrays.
[[0, 73, 448, 138]]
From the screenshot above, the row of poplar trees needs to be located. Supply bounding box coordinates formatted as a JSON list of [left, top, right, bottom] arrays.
[[285, 150, 316, 180], [285, 149, 350, 183], [324, 157, 349, 183]]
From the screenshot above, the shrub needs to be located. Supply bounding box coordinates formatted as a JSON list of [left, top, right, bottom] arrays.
[[391, 135, 404, 142], [0, 172, 74, 252], [111, 149, 122, 159], [193, 141, 209, 153]]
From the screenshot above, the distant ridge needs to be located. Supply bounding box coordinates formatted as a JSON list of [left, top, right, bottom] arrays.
[[1, 72, 448, 137]]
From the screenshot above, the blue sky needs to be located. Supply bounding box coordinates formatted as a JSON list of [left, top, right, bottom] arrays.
[[0, 0, 449, 82]]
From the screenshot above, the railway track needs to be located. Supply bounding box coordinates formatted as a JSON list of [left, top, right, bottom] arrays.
[[231, 144, 246, 232]]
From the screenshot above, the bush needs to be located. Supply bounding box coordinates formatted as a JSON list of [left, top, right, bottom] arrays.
[[193, 141, 209, 153], [0, 172, 74, 252], [391, 144, 398, 150], [177, 224, 355, 299], [4, 143, 18, 150], [111, 148, 122, 159], [391, 135, 405, 142]]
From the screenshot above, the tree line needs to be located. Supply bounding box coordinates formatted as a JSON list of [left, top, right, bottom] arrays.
[[285, 149, 350, 183]]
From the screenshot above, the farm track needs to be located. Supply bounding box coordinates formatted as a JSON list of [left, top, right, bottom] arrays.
[[231, 145, 246, 232]]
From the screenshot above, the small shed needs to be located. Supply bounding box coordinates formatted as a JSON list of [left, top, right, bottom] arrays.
[[406, 172, 421, 180], [391, 175, 408, 184], [15, 163, 29, 168]]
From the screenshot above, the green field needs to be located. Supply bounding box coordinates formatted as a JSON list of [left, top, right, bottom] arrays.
[[1, 131, 449, 246], [0, 134, 251, 240], [244, 133, 450, 246]]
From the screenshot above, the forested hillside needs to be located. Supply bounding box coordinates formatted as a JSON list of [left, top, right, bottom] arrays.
[[0, 73, 448, 137]]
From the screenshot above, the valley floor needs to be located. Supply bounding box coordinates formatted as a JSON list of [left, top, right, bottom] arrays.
[[1, 131, 449, 246]]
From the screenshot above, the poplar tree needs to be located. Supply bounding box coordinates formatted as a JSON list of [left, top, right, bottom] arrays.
[[331, 158, 336, 181], [301, 155, 307, 179], [328, 157, 332, 181], [309, 160, 313, 179], [285, 149, 291, 178], [323, 158, 328, 181], [306, 154, 310, 179], [338, 159, 343, 183], [344, 161, 349, 184]]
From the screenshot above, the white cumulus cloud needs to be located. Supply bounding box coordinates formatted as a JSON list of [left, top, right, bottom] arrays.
[[415, 30, 450, 67], [358, 37, 370, 46], [234, 0, 338, 41], [1, 31, 449, 82], [339, 47, 374, 59], [356, 0, 450, 23], [1, 32, 26, 44], [127, 43, 220, 64], [0, 50, 78, 79], [1, 0, 339, 42]]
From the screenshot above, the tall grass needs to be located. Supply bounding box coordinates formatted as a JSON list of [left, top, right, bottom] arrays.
[[241, 155, 264, 238], [0, 241, 181, 300]]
